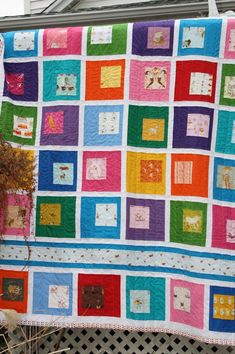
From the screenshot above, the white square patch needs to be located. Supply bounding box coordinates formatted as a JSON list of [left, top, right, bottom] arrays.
[[129, 206, 150, 229], [91, 26, 112, 44], [13, 115, 34, 139], [98, 112, 120, 135], [186, 114, 210, 138], [14, 32, 35, 51], [173, 287, 191, 313], [95, 204, 117, 227], [130, 290, 150, 314], [232, 121, 235, 144], [53, 163, 74, 185], [48, 285, 69, 309], [86, 158, 107, 180], [224, 76, 235, 99], [226, 219, 235, 243], [182, 27, 205, 49], [229, 29, 235, 52], [174, 161, 193, 185], [189, 72, 213, 96]]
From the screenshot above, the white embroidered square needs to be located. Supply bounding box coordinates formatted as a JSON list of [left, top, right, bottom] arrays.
[[91, 26, 112, 44], [232, 121, 235, 144], [86, 158, 107, 180], [186, 114, 210, 138], [224, 76, 235, 99], [53, 163, 74, 185], [174, 161, 193, 184], [129, 206, 150, 229], [95, 203, 117, 227], [189, 72, 213, 96], [98, 112, 120, 135], [229, 29, 235, 52], [14, 32, 35, 51], [182, 27, 205, 49], [13, 115, 34, 139], [216, 165, 235, 190], [130, 290, 150, 314], [173, 287, 191, 313], [48, 285, 69, 309], [226, 219, 235, 243]]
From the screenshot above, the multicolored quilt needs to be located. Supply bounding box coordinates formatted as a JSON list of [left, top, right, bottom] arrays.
[[0, 17, 235, 345]]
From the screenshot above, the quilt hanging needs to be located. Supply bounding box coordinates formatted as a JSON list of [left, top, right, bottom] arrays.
[[0, 17, 234, 345]]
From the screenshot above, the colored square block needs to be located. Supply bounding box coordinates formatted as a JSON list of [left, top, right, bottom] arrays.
[[132, 20, 174, 56], [170, 279, 204, 329], [82, 151, 121, 192], [126, 276, 165, 320], [0, 270, 28, 313], [171, 154, 209, 197], [129, 60, 171, 101], [220, 64, 235, 106], [80, 197, 121, 239], [212, 205, 235, 250], [40, 105, 79, 146], [170, 200, 207, 246], [127, 105, 168, 148], [174, 60, 217, 103], [4, 30, 39, 58], [43, 60, 81, 101], [0, 101, 37, 145], [43, 27, 82, 56], [78, 274, 120, 317], [32, 272, 73, 316], [126, 151, 166, 195], [216, 110, 235, 155], [36, 196, 76, 238], [173, 106, 214, 151], [126, 197, 165, 241], [85, 60, 125, 100], [84, 105, 123, 146], [87, 24, 127, 55], [38, 150, 77, 192], [178, 19, 222, 57], [224, 19, 235, 59], [213, 157, 235, 202], [209, 286, 235, 332], [4, 62, 38, 102]]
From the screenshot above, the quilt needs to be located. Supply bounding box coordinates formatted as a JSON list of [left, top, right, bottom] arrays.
[[0, 17, 234, 345]]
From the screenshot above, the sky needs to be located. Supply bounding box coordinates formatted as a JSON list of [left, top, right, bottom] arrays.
[[0, 0, 25, 16]]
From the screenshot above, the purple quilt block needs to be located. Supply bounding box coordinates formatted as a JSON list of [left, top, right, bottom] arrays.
[[132, 20, 174, 56], [126, 198, 165, 241], [173, 106, 214, 151]]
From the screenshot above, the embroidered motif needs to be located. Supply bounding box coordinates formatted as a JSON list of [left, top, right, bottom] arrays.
[[13, 115, 33, 139], [147, 27, 170, 49], [213, 294, 235, 320], [40, 203, 61, 226], [174, 161, 193, 184], [6, 73, 24, 95], [48, 285, 69, 309], [216, 165, 235, 190], [130, 290, 150, 314], [86, 158, 107, 180], [2, 278, 24, 301], [91, 26, 112, 45], [95, 203, 117, 227], [14, 32, 35, 51], [98, 112, 120, 135], [144, 67, 167, 90], [142, 118, 165, 141], [186, 114, 210, 138], [224, 76, 235, 99], [183, 209, 203, 233], [82, 286, 104, 309], [129, 206, 150, 229], [189, 72, 213, 96], [53, 163, 74, 186], [228, 29, 235, 52], [47, 28, 68, 49], [100, 66, 122, 88], [56, 74, 77, 96], [226, 219, 235, 243], [182, 27, 205, 49], [5, 205, 27, 229], [44, 111, 64, 135], [232, 121, 235, 144], [173, 287, 191, 312], [140, 160, 162, 183]]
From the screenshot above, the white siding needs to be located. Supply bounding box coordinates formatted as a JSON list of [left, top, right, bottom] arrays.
[[78, 0, 152, 9], [30, 0, 55, 14]]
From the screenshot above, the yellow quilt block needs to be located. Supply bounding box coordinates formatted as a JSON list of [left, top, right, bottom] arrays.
[[126, 151, 166, 195], [40, 203, 61, 226], [142, 118, 165, 141], [213, 294, 235, 320], [183, 209, 203, 234], [100, 65, 122, 88]]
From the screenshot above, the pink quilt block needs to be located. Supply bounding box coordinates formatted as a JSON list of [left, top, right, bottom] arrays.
[[129, 60, 171, 101], [224, 19, 235, 59], [212, 204, 235, 250], [43, 27, 82, 56], [82, 151, 121, 192]]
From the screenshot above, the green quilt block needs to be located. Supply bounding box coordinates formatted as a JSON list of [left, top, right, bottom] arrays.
[[127, 105, 169, 148], [0, 101, 37, 145], [170, 201, 207, 247], [36, 196, 76, 238], [87, 24, 128, 56], [220, 64, 235, 107]]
